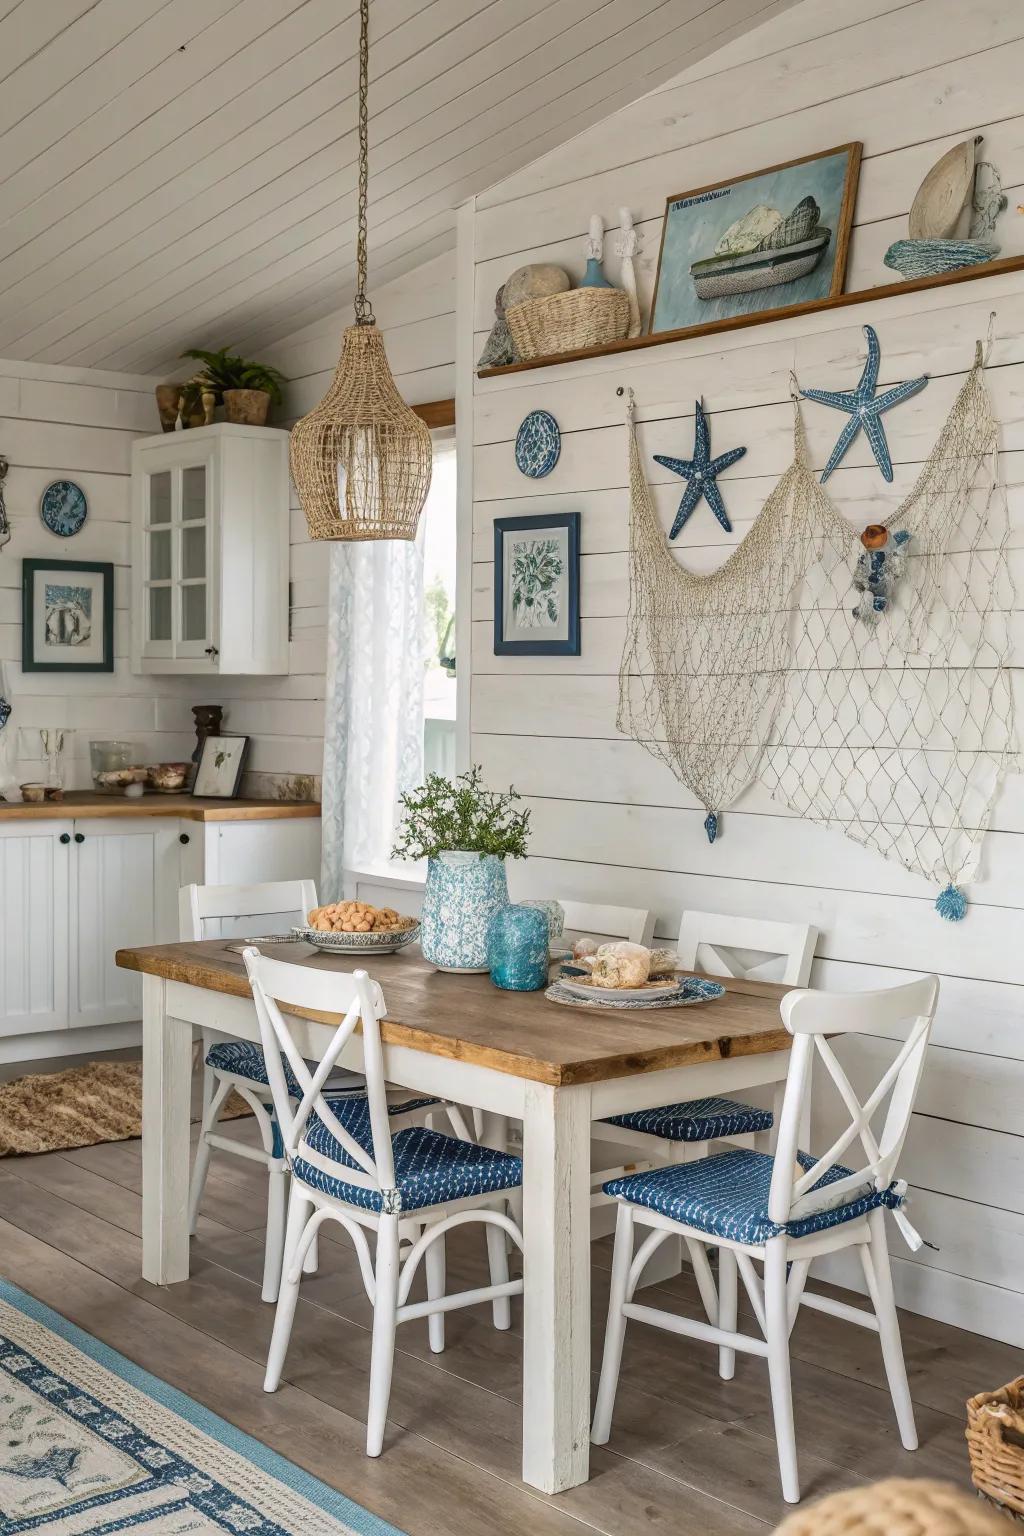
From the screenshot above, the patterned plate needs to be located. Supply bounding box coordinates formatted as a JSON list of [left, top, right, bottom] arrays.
[[292, 923, 420, 955], [515, 409, 561, 478], [558, 974, 681, 1002], [545, 976, 725, 1011], [40, 480, 88, 537]]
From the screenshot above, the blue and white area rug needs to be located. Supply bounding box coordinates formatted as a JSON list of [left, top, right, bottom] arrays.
[[0, 1280, 406, 1535]]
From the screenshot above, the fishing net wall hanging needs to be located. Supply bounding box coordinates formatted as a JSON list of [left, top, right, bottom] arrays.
[[618, 336, 1017, 920]]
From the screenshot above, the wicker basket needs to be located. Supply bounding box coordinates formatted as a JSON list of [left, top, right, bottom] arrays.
[[506, 287, 630, 360], [967, 1376, 1024, 1519]]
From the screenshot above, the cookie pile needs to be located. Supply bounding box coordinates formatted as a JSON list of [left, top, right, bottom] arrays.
[[307, 901, 416, 935]]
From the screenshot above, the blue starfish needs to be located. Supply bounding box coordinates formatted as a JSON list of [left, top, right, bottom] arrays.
[[801, 324, 927, 483], [654, 400, 746, 537]]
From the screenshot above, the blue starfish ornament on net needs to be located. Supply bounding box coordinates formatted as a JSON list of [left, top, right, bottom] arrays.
[[801, 324, 928, 483], [654, 399, 747, 537]]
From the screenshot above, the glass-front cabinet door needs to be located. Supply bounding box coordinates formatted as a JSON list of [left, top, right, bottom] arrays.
[[140, 455, 213, 663]]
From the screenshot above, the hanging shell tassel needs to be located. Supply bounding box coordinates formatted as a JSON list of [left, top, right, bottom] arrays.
[[935, 883, 967, 921], [704, 811, 719, 844]]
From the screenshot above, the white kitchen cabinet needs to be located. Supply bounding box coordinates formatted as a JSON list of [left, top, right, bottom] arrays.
[[0, 820, 70, 1036], [0, 803, 321, 1064], [70, 819, 180, 1028], [131, 423, 290, 676]]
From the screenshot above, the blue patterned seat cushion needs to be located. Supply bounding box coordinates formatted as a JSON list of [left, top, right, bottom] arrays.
[[293, 1096, 523, 1214], [205, 1041, 436, 1113], [603, 1096, 772, 1142], [604, 1148, 903, 1245]]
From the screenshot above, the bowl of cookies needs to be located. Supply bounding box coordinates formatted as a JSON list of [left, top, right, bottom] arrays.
[[293, 901, 420, 954]]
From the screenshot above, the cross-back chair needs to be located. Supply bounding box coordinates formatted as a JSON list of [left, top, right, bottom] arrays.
[[183, 880, 459, 1303], [558, 900, 653, 946], [592, 973, 940, 1504], [244, 949, 524, 1457], [593, 911, 818, 1200]]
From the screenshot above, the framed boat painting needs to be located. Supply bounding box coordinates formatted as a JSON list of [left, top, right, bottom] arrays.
[[21, 558, 114, 672], [493, 512, 580, 656], [649, 143, 862, 337]]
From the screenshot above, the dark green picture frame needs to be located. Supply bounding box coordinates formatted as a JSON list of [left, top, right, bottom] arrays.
[[22, 558, 114, 672]]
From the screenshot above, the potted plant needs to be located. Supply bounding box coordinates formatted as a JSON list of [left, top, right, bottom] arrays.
[[181, 345, 288, 426], [392, 766, 531, 972]]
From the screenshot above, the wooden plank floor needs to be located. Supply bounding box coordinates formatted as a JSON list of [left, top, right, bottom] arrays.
[[0, 1104, 1012, 1535]]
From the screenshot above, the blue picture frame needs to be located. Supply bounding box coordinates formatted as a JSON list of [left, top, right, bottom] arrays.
[[493, 512, 580, 656]]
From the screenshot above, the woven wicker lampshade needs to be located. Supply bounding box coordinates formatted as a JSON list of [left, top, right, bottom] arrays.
[[290, 0, 432, 542], [290, 324, 431, 541]]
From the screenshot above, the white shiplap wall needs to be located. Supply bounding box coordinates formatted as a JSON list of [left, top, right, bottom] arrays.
[[466, 0, 1024, 1344], [216, 250, 456, 791], [0, 359, 197, 786]]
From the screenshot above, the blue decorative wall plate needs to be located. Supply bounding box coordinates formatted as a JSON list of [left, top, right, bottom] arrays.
[[515, 410, 561, 478], [40, 480, 88, 537]]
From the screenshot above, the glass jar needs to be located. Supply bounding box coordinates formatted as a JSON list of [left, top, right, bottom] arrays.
[[488, 904, 550, 992]]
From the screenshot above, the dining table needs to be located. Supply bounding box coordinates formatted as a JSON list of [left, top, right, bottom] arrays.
[[115, 937, 794, 1495]]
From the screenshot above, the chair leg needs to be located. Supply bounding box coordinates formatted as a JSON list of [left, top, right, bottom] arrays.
[[187, 1075, 231, 1236], [264, 1184, 313, 1392], [366, 1215, 400, 1458], [425, 1227, 446, 1353], [591, 1202, 633, 1445], [718, 1248, 738, 1380], [864, 1209, 918, 1451], [764, 1239, 799, 1503], [302, 1234, 319, 1275], [485, 1212, 511, 1330], [262, 1163, 288, 1303]]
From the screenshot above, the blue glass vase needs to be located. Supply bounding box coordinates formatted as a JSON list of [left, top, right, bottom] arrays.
[[578, 256, 613, 289], [420, 851, 509, 973], [488, 904, 550, 992]]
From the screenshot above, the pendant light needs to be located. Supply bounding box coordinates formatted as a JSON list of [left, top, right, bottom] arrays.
[[290, 0, 431, 541]]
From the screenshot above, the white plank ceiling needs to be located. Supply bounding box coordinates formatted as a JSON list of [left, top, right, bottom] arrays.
[[0, 0, 796, 374]]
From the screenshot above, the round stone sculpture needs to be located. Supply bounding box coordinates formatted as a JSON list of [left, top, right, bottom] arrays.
[[501, 263, 570, 309]]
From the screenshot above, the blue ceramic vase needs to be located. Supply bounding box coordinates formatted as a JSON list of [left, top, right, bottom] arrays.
[[420, 851, 509, 973], [488, 904, 550, 991]]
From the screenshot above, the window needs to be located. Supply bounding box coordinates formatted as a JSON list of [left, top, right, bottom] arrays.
[[421, 436, 456, 777]]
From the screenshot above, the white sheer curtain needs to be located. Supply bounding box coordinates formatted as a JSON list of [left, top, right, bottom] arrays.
[[320, 533, 425, 898]]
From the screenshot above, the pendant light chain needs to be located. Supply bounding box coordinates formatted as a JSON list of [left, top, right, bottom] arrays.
[[353, 0, 375, 326]]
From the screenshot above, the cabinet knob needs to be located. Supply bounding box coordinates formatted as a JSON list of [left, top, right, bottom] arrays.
[[59, 832, 71, 844], [179, 832, 190, 845], [204, 645, 219, 659], [73, 832, 85, 843]]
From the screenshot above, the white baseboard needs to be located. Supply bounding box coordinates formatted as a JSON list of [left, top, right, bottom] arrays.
[[813, 1247, 1024, 1350], [0, 1021, 142, 1067]]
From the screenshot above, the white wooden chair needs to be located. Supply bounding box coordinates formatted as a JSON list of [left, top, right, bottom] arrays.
[[558, 900, 653, 946], [592, 973, 940, 1504], [592, 911, 818, 1195], [183, 880, 451, 1304], [244, 948, 524, 1457]]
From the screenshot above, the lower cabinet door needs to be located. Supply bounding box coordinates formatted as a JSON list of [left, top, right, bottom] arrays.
[[70, 820, 180, 1028], [0, 821, 70, 1037]]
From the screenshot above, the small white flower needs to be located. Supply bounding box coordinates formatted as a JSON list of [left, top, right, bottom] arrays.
[[222, 1502, 264, 1530], [65, 1396, 100, 1416], [138, 1445, 175, 1467], [3, 1354, 33, 1371]]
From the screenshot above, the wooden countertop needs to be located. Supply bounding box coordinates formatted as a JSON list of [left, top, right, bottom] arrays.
[[115, 938, 791, 1087], [0, 792, 321, 822]]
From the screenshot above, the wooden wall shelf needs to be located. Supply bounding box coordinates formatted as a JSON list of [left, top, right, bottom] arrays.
[[476, 255, 1024, 379]]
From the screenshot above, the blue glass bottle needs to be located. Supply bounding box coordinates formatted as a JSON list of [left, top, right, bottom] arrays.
[[488, 904, 550, 992]]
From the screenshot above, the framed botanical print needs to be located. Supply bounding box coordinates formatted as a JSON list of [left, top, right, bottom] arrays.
[[493, 512, 580, 656], [22, 558, 114, 672], [192, 734, 249, 798], [649, 143, 862, 337]]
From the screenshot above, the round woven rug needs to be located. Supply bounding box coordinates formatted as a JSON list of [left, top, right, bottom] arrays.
[[0, 1060, 251, 1157]]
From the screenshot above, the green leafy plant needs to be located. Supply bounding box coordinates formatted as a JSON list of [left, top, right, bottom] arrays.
[[392, 766, 530, 861], [181, 345, 287, 405]]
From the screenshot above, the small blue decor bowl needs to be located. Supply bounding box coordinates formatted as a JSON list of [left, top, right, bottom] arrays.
[[40, 480, 88, 537], [515, 410, 561, 478], [488, 904, 550, 991]]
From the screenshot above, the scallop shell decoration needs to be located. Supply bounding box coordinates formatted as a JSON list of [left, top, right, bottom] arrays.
[[908, 137, 980, 240]]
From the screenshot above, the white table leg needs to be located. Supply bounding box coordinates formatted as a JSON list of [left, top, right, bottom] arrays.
[[141, 974, 194, 1285], [521, 1079, 592, 1493]]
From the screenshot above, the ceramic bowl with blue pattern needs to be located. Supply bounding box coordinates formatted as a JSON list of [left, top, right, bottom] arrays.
[[292, 923, 420, 955]]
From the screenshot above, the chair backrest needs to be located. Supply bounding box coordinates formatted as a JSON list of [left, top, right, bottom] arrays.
[[179, 879, 318, 941], [242, 949, 396, 1198], [768, 974, 940, 1227], [558, 900, 652, 945], [677, 910, 817, 986]]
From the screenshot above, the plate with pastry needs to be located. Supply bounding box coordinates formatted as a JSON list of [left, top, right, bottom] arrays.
[[293, 901, 421, 954]]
